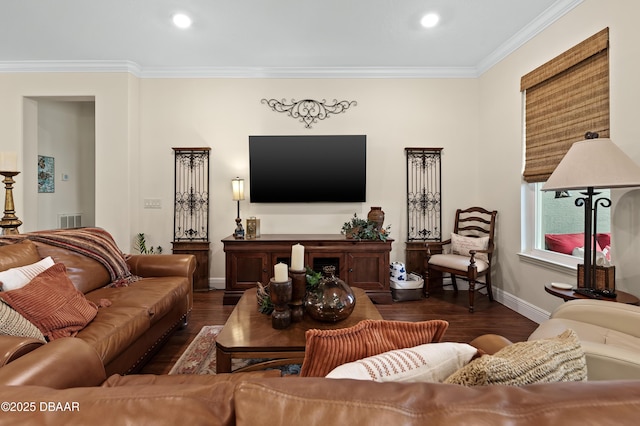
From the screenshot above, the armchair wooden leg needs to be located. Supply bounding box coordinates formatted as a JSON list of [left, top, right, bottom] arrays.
[[468, 280, 475, 313], [451, 274, 458, 292]]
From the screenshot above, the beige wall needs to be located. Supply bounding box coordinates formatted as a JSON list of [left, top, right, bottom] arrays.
[[0, 73, 136, 246], [478, 0, 640, 315], [137, 78, 480, 284], [1, 0, 639, 320]]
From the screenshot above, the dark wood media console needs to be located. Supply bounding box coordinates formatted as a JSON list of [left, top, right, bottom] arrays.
[[222, 234, 393, 305]]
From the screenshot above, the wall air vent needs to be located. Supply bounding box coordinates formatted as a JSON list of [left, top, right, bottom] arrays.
[[58, 213, 82, 229]]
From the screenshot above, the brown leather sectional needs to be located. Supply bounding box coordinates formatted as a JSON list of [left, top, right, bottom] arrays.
[[0, 229, 196, 380], [0, 335, 639, 425], [0, 336, 638, 425]]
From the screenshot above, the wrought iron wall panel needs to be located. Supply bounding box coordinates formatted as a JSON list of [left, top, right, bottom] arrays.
[[173, 148, 210, 241], [405, 148, 442, 241]]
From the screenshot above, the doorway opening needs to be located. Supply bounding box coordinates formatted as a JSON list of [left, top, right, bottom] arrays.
[[22, 96, 96, 231]]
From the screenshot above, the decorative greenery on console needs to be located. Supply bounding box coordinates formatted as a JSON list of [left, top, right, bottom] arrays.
[[134, 233, 163, 254], [341, 213, 391, 241]]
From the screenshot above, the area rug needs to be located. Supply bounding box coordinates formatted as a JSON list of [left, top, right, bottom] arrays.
[[169, 325, 300, 375]]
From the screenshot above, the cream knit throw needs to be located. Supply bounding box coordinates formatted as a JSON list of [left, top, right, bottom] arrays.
[[0, 301, 46, 342], [444, 329, 587, 386]]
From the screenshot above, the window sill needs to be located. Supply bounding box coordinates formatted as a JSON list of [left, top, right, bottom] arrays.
[[517, 250, 579, 276]]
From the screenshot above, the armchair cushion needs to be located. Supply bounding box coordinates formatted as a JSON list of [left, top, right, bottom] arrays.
[[451, 233, 489, 262], [300, 319, 449, 377], [428, 254, 489, 272]]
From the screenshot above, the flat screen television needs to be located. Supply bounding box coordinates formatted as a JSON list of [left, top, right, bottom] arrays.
[[249, 135, 366, 203]]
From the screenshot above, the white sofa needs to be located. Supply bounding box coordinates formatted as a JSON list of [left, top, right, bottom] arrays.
[[529, 299, 640, 380]]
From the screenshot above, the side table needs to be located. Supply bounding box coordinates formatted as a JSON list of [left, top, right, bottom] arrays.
[[544, 283, 640, 305]]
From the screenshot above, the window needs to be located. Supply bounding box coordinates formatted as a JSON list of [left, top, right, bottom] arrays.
[[521, 29, 610, 267], [536, 184, 610, 254]]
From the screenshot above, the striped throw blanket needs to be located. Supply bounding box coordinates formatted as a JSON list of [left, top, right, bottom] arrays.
[[0, 228, 138, 287]]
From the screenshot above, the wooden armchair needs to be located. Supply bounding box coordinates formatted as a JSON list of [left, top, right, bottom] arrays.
[[425, 207, 497, 312]]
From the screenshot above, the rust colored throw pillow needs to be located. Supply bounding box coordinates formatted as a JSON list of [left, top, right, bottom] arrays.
[[0, 263, 98, 340], [300, 319, 449, 377]]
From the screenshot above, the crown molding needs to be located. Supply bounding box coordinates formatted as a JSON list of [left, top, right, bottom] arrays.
[[0, 60, 142, 75], [476, 0, 583, 75], [0, 0, 582, 80], [0, 62, 478, 78], [139, 66, 478, 79]]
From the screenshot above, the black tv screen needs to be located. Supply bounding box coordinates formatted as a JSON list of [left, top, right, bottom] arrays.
[[249, 135, 366, 203]]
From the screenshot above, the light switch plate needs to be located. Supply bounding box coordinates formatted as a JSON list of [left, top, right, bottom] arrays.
[[143, 199, 162, 209]]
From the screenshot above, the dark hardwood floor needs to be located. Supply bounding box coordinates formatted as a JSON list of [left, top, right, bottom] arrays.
[[140, 289, 538, 375]]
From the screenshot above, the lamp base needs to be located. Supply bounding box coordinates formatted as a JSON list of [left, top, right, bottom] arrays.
[[0, 219, 22, 235], [1, 171, 21, 235], [233, 217, 245, 239], [577, 264, 615, 291]]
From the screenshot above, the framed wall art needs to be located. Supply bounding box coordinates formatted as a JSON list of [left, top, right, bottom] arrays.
[[38, 155, 54, 193]]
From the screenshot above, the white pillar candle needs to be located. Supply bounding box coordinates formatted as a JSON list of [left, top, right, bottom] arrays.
[[0, 152, 18, 172], [274, 262, 288, 282], [291, 243, 304, 271]]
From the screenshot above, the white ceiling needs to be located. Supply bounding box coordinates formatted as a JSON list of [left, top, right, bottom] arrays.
[[0, 0, 582, 78]]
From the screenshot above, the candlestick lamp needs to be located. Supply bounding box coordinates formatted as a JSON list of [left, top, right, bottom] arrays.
[[0, 152, 22, 235], [232, 177, 245, 239]]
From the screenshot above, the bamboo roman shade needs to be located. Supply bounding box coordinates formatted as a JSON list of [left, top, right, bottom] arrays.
[[522, 28, 609, 183]]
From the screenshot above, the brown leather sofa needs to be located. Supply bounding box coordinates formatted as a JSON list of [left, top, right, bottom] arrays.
[[0, 333, 638, 425], [0, 338, 640, 426], [0, 228, 196, 381], [0, 373, 638, 425]]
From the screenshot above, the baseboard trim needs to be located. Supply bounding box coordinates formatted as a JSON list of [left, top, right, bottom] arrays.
[[210, 277, 225, 290], [494, 287, 549, 325]]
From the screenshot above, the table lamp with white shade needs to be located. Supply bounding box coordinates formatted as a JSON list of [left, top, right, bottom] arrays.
[[542, 133, 640, 291]]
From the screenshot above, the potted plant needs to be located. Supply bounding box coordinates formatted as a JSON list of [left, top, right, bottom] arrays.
[[341, 213, 391, 241], [134, 233, 163, 254]]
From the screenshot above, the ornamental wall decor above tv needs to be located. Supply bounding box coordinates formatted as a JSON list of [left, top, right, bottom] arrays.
[[261, 98, 357, 129]]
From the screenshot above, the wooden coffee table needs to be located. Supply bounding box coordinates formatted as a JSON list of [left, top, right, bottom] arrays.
[[215, 287, 382, 373]]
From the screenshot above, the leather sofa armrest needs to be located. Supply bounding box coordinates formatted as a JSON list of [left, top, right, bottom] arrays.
[[0, 336, 45, 367], [0, 337, 106, 388], [468, 334, 513, 355], [127, 254, 196, 279]]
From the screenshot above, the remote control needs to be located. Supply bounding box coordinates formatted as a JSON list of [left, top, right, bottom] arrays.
[[572, 288, 603, 299], [595, 288, 617, 298]]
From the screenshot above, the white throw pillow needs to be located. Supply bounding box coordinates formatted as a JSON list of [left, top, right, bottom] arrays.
[[450, 233, 489, 262], [325, 342, 478, 383], [0, 256, 55, 291]]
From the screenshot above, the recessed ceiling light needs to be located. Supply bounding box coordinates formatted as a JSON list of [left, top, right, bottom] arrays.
[[172, 13, 192, 29], [420, 13, 440, 28]]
